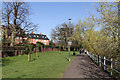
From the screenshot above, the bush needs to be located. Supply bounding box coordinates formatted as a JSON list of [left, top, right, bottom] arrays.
[[36, 42, 44, 46], [44, 45, 53, 48]]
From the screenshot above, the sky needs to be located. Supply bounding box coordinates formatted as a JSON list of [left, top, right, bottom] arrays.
[[28, 2, 99, 40]]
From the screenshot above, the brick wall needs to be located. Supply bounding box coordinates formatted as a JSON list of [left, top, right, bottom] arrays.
[[2, 48, 61, 57], [40, 48, 60, 52]]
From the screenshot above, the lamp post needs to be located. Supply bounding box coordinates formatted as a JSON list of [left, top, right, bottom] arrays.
[[69, 18, 71, 23], [68, 18, 72, 61]]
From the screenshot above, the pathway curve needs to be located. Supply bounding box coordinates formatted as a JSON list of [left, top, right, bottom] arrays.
[[62, 53, 111, 78]]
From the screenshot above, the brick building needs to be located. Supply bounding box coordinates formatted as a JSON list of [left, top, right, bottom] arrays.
[[2, 25, 49, 45], [25, 32, 49, 45], [2, 25, 25, 45]]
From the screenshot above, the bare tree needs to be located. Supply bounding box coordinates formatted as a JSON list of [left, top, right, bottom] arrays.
[[2, 2, 37, 46]]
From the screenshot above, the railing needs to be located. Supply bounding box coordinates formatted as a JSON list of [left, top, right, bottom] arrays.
[[86, 51, 120, 76]]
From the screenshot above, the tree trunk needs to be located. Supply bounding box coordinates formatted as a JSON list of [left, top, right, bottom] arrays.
[[36, 52, 38, 58], [10, 28, 16, 46], [28, 53, 31, 62]]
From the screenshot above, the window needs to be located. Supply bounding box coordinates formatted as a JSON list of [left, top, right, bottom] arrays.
[[42, 36, 44, 38], [34, 35, 36, 37]]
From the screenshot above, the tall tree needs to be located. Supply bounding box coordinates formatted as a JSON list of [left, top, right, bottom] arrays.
[[2, 2, 37, 46], [95, 2, 120, 57]]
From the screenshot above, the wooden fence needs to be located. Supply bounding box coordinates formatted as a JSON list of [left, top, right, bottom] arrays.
[[86, 51, 120, 77]]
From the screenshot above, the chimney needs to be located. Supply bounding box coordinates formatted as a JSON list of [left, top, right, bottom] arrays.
[[40, 33, 42, 35], [31, 32, 33, 34]]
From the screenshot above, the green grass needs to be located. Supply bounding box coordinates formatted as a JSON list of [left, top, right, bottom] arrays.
[[2, 51, 77, 78]]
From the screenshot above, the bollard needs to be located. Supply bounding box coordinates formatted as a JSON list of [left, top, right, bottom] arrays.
[[97, 55, 99, 64], [99, 56, 101, 67], [97, 55, 98, 64], [110, 58, 113, 76], [104, 56, 106, 70]]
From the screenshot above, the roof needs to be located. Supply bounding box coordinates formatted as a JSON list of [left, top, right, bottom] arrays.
[[26, 34, 49, 40]]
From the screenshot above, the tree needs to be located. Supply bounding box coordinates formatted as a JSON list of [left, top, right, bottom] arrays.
[[2, 2, 37, 46], [94, 2, 120, 57], [36, 43, 39, 58], [49, 40, 53, 46], [78, 2, 120, 59], [51, 23, 74, 51], [2, 26, 8, 46]]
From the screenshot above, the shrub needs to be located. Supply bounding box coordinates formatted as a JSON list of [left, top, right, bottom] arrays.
[[44, 45, 53, 48]]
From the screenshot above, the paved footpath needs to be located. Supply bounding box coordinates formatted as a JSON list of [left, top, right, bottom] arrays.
[[62, 53, 111, 78]]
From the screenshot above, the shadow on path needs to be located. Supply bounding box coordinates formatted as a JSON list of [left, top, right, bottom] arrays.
[[62, 53, 111, 78]]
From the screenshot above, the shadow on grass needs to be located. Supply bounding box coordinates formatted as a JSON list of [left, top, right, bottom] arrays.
[[31, 58, 36, 62], [30, 56, 40, 62], [65, 57, 69, 61]]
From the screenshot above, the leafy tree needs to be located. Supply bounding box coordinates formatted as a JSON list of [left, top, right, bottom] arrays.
[[94, 2, 120, 58], [79, 2, 120, 60], [51, 23, 74, 51]]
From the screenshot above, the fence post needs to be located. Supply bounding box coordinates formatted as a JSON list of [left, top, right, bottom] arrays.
[[92, 53, 93, 60], [89, 52, 91, 57], [104, 56, 106, 70], [99, 56, 101, 67], [110, 58, 113, 76], [91, 53, 92, 59], [90, 53, 91, 58], [91, 53, 92, 58], [92, 53, 94, 61], [97, 55, 99, 64], [87, 51, 88, 55]]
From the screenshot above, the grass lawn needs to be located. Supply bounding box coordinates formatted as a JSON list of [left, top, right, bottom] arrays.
[[2, 51, 78, 78]]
